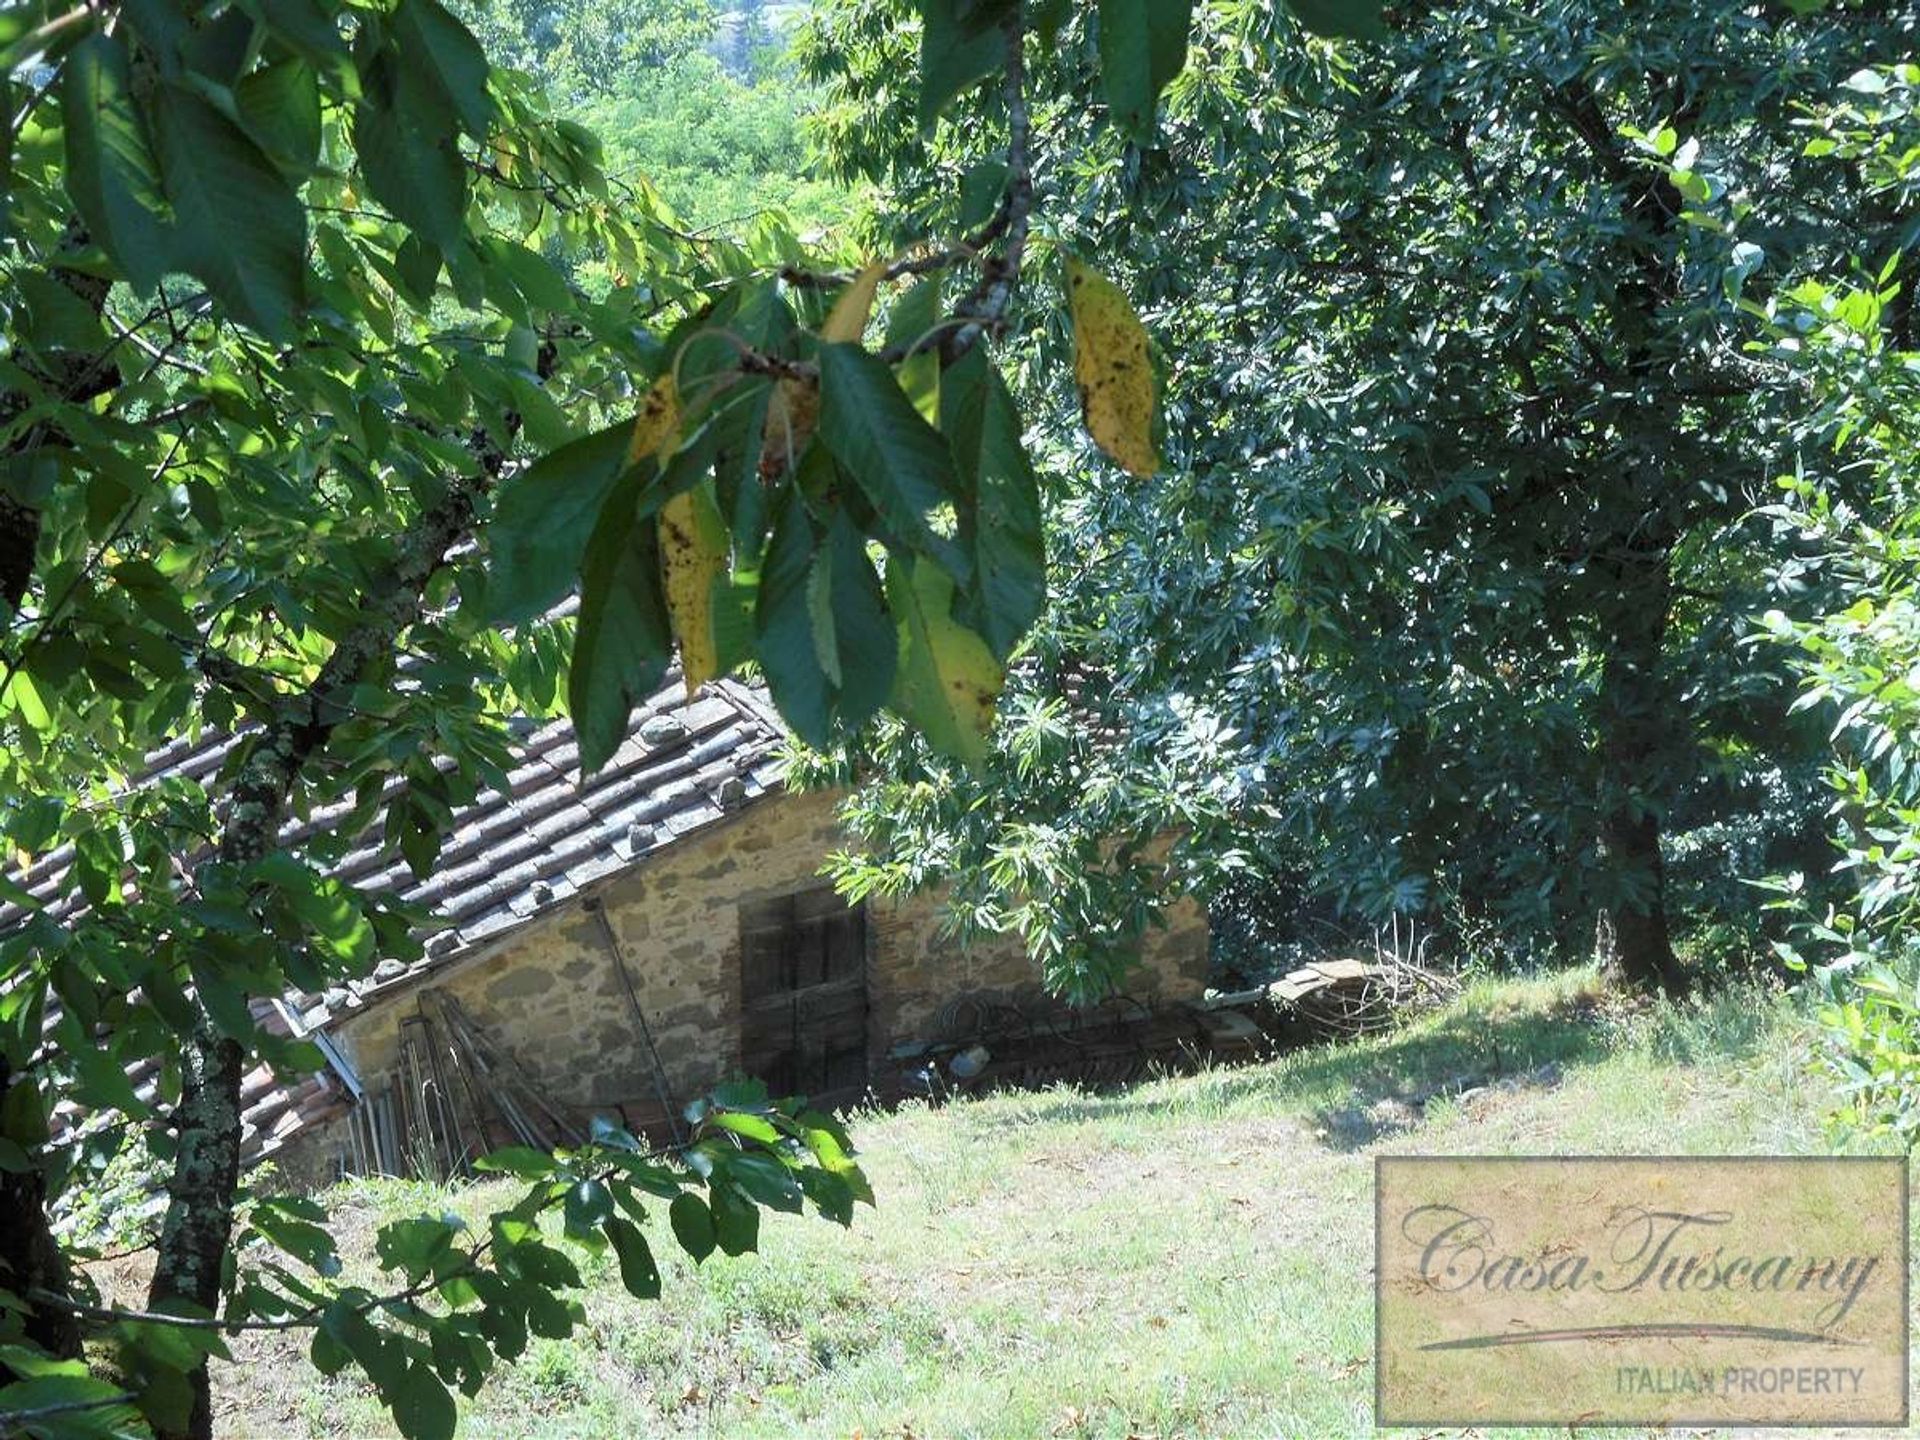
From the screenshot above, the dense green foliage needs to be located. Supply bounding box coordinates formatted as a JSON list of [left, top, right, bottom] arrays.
[[462, 0, 855, 230], [5, 0, 1919, 1432], [0, 0, 901, 1429], [0, 0, 1372, 1432], [577, 54, 857, 231], [800, 0, 1920, 1002], [1754, 63, 1920, 1139]]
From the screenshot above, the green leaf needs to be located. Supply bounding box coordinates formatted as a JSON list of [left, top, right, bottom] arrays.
[[15, 270, 107, 354], [942, 348, 1045, 658], [887, 555, 1004, 767], [2, 1079, 48, 1147], [260, 0, 351, 70], [708, 1110, 782, 1144], [724, 1152, 805, 1213], [817, 510, 897, 729], [489, 419, 635, 625], [471, 1145, 555, 1179], [118, 1300, 232, 1374], [249, 1207, 342, 1277], [800, 1167, 856, 1225], [112, 558, 194, 636], [0, 1375, 143, 1437], [709, 1184, 760, 1256], [480, 237, 573, 314], [256, 856, 376, 968], [236, 58, 323, 179], [394, 233, 442, 308], [150, 83, 307, 339], [815, 342, 967, 581], [392, 0, 494, 138], [885, 275, 943, 425], [8, 674, 50, 733], [524, 1287, 577, 1339], [755, 485, 832, 747], [8, 796, 63, 853], [603, 1215, 662, 1299], [1031, 0, 1072, 42], [958, 159, 1008, 233], [1097, 0, 1194, 143], [1284, 0, 1387, 39], [917, 0, 1006, 128], [0, 1345, 85, 1379], [182, 8, 255, 83], [374, 1216, 459, 1283], [952, 0, 1018, 34], [569, 474, 671, 772], [309, 1327, 351, 1377], [121, 0, 193, 72], [62, 34, 173, 293], [563, 1178, 614, 1239], [588, 1113, 643, 1152], [668, 1192, 716, 1263], [323, 1298, 408, 1390], [391, 1357, 456, 1440], [354, 52, 467, 251], [72, 1040, 150, 1118]]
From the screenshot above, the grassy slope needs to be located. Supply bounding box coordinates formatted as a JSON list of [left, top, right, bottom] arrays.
[[215, 971, 1884, 1439]]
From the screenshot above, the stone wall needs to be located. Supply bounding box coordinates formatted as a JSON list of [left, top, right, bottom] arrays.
[[283, 787, 1208, 1181]]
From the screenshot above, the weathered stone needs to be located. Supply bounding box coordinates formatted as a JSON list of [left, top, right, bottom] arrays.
[[639, 715, 687, 747], [486, 967, 556, 1003], [294, 788, 1211, 1182]]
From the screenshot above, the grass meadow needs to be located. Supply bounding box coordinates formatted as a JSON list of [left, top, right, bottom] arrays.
[[192, 970, 1893, 1439]]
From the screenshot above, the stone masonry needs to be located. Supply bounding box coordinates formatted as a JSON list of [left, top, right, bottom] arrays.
[[278, 787, 1208, 1184]]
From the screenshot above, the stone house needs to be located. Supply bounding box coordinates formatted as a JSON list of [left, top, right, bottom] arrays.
[[219, 675, 1212, 1185]]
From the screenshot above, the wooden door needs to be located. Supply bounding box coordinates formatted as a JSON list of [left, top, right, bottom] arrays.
[[738, 889, 868, 1098]]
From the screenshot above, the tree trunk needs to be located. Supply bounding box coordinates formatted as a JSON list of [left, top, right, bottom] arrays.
[[1595, 541, 1689, 997], [144, 434, 502, 1439], [144, 1028, 245, 1437]]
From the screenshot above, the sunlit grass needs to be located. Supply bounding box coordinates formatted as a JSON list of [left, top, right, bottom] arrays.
[[219, 969, 1868, 1439]]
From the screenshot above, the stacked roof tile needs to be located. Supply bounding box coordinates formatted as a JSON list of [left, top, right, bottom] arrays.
[[2, 676, 789, 1165]]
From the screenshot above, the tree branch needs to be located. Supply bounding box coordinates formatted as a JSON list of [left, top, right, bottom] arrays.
[[144, 379, 540, 1435], [939, 12, 1034, 366]]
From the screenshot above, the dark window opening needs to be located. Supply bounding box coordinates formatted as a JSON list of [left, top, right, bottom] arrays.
[[739, 888, 868, 1098]]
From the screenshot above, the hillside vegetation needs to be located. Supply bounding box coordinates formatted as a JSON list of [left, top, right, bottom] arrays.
[[181, 974, 1869, 1439]]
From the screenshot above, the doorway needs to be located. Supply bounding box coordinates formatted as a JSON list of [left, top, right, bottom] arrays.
[[738, 887, 869, 1097]]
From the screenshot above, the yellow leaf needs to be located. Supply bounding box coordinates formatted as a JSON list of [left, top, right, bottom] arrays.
[[888, 557, 1004, 768], [659, 481, 730, 695], [822, 259, 889, 344], [1065, 257, 1159, 477], [627, 373, 680, 465]]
